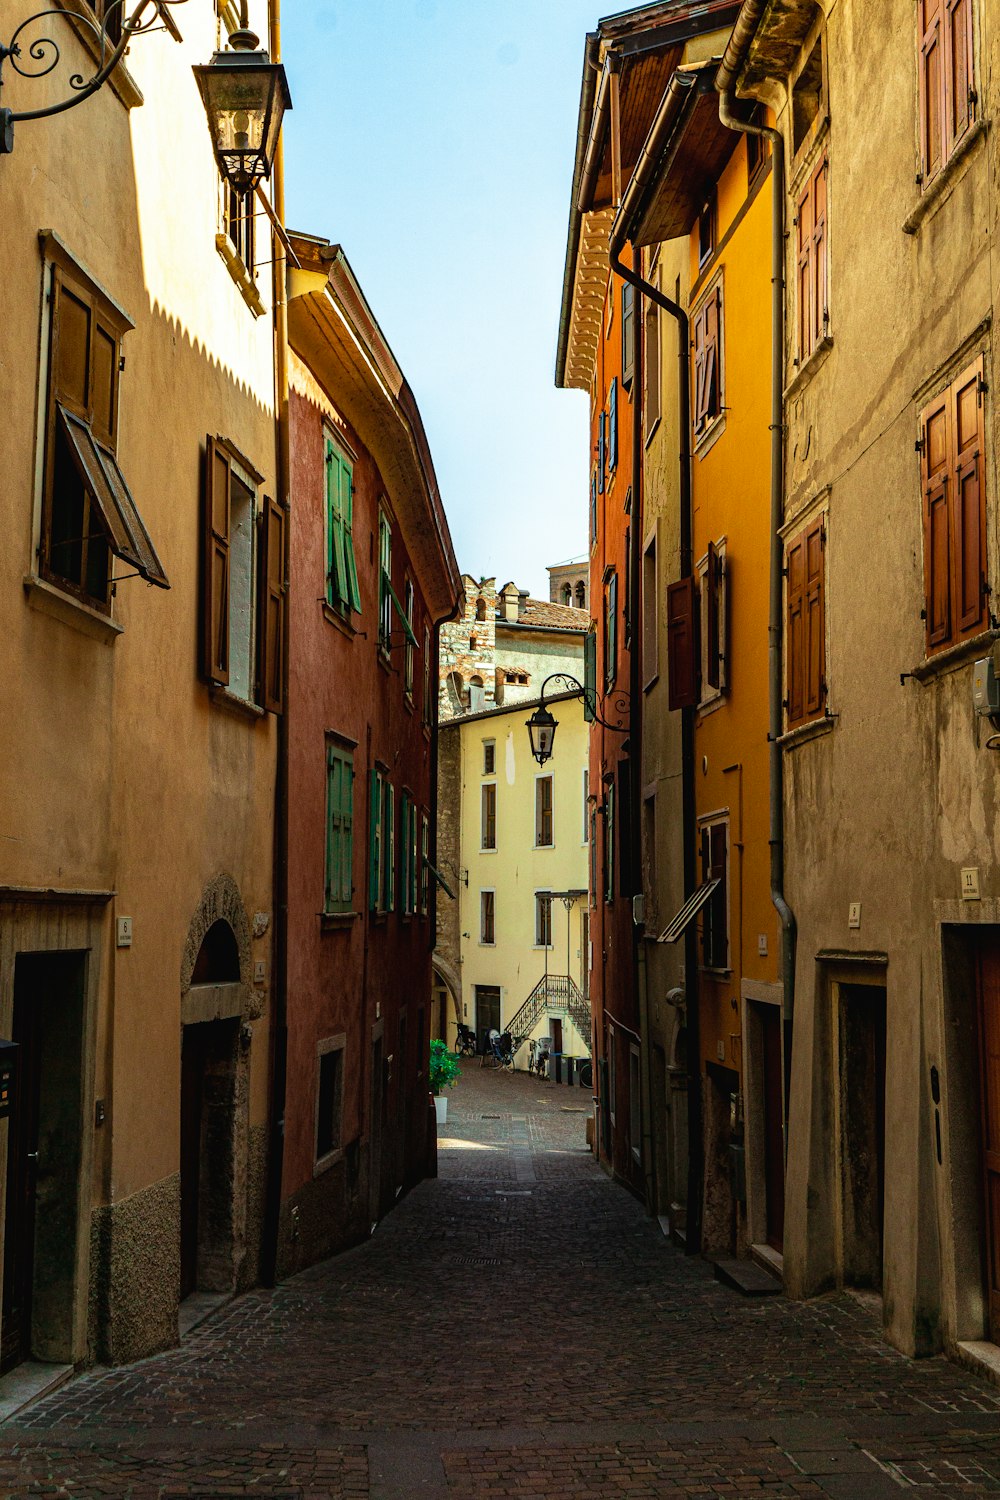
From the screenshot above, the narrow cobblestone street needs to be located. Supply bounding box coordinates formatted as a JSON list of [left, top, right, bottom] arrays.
[[2, 1064, 1000, 1498]]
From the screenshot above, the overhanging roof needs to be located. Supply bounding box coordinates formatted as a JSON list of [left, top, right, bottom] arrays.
[[287, 233, 462, 623]]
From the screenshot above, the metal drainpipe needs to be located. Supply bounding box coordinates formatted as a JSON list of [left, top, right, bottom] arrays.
[[609, 240, 702, 1255], [715, 90, 797, 1083], [262, 0, 290, 1289]]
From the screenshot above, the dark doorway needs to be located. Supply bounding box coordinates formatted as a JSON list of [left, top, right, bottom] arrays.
[[369, 1035, 384, 1225], [180, 1019, 238, 1301], [551, 1018, 564, 1055], [1, 951, 86, 1373], [976, 933, 1000, 1342], [475, 985, 501, 1046], [839, 983, 887, 1288], [760, 1005, 785, 1252]]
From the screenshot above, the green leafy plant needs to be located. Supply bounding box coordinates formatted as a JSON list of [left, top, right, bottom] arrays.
[[429, 1038, 460, 1096]]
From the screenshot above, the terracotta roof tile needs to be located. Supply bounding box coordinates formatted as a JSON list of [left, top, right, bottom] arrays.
[[507, 596, 588, 630]]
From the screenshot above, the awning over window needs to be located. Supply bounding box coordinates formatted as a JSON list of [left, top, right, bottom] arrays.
[[656, 878, 719, 944], [426, 861, 455, 900], [59, 405, 169, 589], [383, 571, 419, 646]]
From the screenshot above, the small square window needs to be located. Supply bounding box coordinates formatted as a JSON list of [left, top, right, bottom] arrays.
[[315, 1037, 345, 1167], [698, 196, 716, 268]]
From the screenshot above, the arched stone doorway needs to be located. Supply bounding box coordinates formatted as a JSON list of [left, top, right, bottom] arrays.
[[179, 876, 257, 1306], [431, 959, 462, 1048]]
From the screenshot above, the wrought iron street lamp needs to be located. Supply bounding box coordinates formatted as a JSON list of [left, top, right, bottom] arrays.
[[0, 1, 186, 155], [193, 10, 291, 194], [525, 673, 630, 767]]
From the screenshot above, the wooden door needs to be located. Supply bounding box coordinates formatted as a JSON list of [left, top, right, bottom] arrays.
[[551, 1018, 564, 1055], [475, 986, 501, 1046], [1, 965, 43, 1373], [760, 1006, 785, 1252], [976, 933, 1000, 1341]]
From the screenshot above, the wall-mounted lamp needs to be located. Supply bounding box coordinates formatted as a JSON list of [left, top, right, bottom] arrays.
[[193, 7, 291, 194], [525, 673, 630, 767]]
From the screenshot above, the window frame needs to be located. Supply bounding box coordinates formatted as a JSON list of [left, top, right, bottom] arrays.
[[642, 531, 658, 689], [697, 537, 728, 707], [534, 889, 553, 949], [603, 778, 615, 904], [480, 888, 496, 946], [325, 431, 362, 618], [324, 737, 355, 915], [692, 277, 724, 444], [378, 507, 393, 655], [403, 578, 416, 698], [785, 516, 827, 728], [920, 354, 987, 656], [918, 0, 976, 188], [699, 815, 730, 973], [795, 156, 829, 366], [314, 1034, 347, 1172], [483, 738, 496, 776], [481, 781, 497, 851], [535, 774, 554, 849], [621, 280, 635, 389], [604, 569, 618, 690]]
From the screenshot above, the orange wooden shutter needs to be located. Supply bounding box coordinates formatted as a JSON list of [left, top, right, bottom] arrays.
[[258, 493, 287, 713], [667, 576, 698, 710], [706, 540, 721, 691], [797, 181, 813, 362], [919, 0, 944, 179], [922, 391, 952, 650], [812, 161, 828, 351], [804, 520, 826, 716], [952, 357, 985, 637], [786, 534, 805, 724], [203, 436, 231, 685], [946, 0, 973, 149]]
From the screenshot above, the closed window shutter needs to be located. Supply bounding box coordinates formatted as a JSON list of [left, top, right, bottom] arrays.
[[590, 471, 598, 544], [617, 758, 632, 899], [385, 785, 395, 911], [369, 770, 382, 909], [343, 460, 361, 612], [947, 0, 973, 150], [922, 390, 952, 650], [340, 754, 354, 907], [805, 520, 826, 716], [583, 630, 597, 721], [812, 161, 828, 350], [953, 357, 985, 636], [706, 823, 728, 968], [257, 493, 286, 713], [325, 748, 337, 911], [203, 436, 231, 686], [786, 534, 806, 723], [608, 378, 618, 472], [667, 576, 698, 710], [797, 179, 813, 360], [919, 0, 944, 179], [598, 412, 606, 494], [706, 540, 721, 690], [622, 282, 635, 387]]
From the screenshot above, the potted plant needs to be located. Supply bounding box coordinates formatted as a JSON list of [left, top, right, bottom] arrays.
[[429, 1038, 459, 1125]]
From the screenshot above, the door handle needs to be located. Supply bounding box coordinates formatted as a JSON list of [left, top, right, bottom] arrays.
[[26, 1152, 38, 1161]]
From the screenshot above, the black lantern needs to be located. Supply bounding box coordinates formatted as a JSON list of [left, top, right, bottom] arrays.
[[193, 29, 291, 194], [526, 703, 559, 766]]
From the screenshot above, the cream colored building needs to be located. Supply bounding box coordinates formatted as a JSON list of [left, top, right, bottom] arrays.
[[0, 0, 285, 1372]]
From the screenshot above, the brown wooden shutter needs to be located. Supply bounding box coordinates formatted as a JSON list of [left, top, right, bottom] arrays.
[[946, 0, 973, 149], [692, 304, 707, 430], [786, 534, 805, 724], [51, 268, 93, 420], [258, 493, 287, 713], [804, 519, 826, 716], [921, 391, 952, 650], [919, 0, 944, 179], [706, 540, 721, 691], [953, 357, 985, 637], [667, 576, 698, 710], [203, 436, 231, 686], [797, 180, 813, 362], [812, 160, 828, 350]]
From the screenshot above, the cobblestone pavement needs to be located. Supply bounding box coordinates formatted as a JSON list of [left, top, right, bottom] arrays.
[[2, 1063, 1000, 1496]]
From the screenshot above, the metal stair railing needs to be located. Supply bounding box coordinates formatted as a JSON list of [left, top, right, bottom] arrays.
[[507, 974, 593, 1058]]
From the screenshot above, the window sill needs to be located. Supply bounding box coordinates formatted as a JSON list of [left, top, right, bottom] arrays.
[[784, 334, 834, 401], [320, 911, 360, 931], [777, 713, 836, 750], [209, 685, 266, 721], [322, 602, 357, 639], [903, 118, 988, 235], [53, 0, 143, 110], [694, 414, 726, 461], [215, 235, 266, 318], [697, 691, 726, 719], [313, 1145, 345, 1179], [910, 627, 999, 684], [23, 573, 121, 643]]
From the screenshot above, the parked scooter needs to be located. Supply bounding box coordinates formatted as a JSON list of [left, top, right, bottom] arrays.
[[454, 1023, 477, 1057]]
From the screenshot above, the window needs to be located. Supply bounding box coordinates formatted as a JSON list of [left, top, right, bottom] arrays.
[[700, 819, 729, 970], [919, 0, 974, 184], [40, 257, 167, 613], [792, 33, 824, 156], [608, 1025, 617, 1125], [475, 596, 488, 621], [746, 103, 770, 186], [535, 776, 553, 847], [576, 580, 586, 608], [921, 355, 987, 654], [796, 158, 828, 364], [583, 768, 590, 843], [203, 438, 286, 711], [693, 283, 723, 440], [622, 282, 635, 389], [605, 279, 614, 335], [562, 582, 572, 605], [698, 195, 716, 268], [786, 518, 826, 727], [369, 769, 395, 912], [315, 1037, 345, 1166], [480, 889, 496, 945], [420, 813, 430, 915], [378, 510, 393, 652], [698, 540, 728, 703], [87, 0, 122, 43], [483, 739, 496, 775], [469, 675, 486, 712], [589, 807, 598, 903], [224, 184, 255, 275], [643, 791, 657, 908], [324, 740, 354, 914], [584, 629, 597, 722], [590, 470, 598, 545], [422, 625, 433, 726], [642, 535, 658, 686], [481, 782, 497, 850], [401, 791, 419, 915], [325, 434, 361, 617], [604, 779, 615, 903], [535, 891, 552, 947], [598, 411, 606, 494], [404, 580, 416, 697], [644, 301, 661, 434], [666, 576, 698, 711], [608, 378, 618, 473], [604, 570, 618, 689]]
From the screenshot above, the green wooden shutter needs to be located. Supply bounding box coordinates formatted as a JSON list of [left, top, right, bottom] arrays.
[[385, 783, 395, 911], [400, 792, 411, 912], [340, 754, 354, 908], [369, 769, 382, 909], [327, 441, 348, 608], [325, 746, 338, 911], [583, 630, 597, 721], [343, 461, 361, 613]]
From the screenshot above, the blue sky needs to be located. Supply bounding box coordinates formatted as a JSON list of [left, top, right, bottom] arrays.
[[281, 1, 605, 600]]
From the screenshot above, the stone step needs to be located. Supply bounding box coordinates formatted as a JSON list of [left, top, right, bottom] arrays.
[[712, 1256, 783, 1296]]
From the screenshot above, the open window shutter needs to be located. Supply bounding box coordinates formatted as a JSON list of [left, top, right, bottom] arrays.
[[326, 444, 348, 607], [583, 630, 597, 721], [919, 0, 944, 179], [922, 391, 952, 649], [946, 0, 973, 150], [706, 541, 721, 691], [797, 181, 813, 360], [805, 520, 826, 716], [608, 378, 618, 471], [325, 748, 338, 910], [709, 822, 728, 968], [343, 462, 361, 612], [203, 436, 231, 686], [257, 494, 286, 713], [622, 282, 635, 387], [812, 161, 828, 348], [705, 289, 721, 421], [952, 358, 985, 636], [667, 576, 698, 710], [369, 771, 381, 909], [786, 534, 805, 723], [692, 305, 707, 428]]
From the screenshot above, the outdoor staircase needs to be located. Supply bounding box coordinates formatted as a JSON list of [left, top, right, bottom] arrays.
[[507, 974, 592, 1059]]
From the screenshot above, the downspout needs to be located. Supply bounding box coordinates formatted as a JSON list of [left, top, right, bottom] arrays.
[[715, 33, 797, 1092], [610, 230, 701, 1255], [262, 0, 290, 1288]]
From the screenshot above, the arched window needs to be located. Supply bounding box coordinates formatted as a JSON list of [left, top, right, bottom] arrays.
[[469, 674, 485, 712], [475, 597, 487, 622], [446, 670, 464, 709], [191, 920, 240, 985], [562, 583, 572, 605], [575, 581, 586, 608]]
